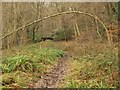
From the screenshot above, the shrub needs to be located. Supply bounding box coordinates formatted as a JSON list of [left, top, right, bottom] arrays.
[[52, 28, 74, 41]]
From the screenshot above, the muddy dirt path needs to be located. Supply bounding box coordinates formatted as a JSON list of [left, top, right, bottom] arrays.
[[34, 55, 70, 88]]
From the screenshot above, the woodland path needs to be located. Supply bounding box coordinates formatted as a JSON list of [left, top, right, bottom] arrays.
[[34, 54, 70, 88]]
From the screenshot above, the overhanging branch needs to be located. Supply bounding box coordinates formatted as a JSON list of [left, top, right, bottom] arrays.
[[0, 11, 111, 46]]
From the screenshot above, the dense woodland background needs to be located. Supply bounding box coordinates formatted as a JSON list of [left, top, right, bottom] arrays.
[[1, 2, 119, 88], [2, 2, 118, 49]]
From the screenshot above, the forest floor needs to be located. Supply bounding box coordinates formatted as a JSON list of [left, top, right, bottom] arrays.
[[1, 40, 119, 88], [34, 54, 70, 88]]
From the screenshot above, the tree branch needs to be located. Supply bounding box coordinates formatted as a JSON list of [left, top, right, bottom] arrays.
[[1, 11, 111, 46]]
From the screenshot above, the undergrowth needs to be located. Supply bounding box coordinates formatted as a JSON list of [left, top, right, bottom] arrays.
[[1, 42, 64, 88], [1, 40, 119, 88], [60, 46, 119, 88]]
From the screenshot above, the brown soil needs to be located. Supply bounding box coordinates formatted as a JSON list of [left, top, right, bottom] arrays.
[[34, 55, 70, 88]]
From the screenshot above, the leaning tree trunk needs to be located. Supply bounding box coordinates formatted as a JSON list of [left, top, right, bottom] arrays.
[[0, 11, 112, 46]]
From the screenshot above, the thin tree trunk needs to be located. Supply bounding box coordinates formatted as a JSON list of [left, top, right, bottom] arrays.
[[74, 16, 80, 37], [83, 4, 88, 32], [94, 5, 102, 41], [73, 18, 78, 41]]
